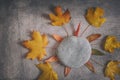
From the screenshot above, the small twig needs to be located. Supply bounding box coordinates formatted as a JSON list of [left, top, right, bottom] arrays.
[[91, 58, 104, 67], [63, 26, 69, 37], [80, 24, 90, 37]]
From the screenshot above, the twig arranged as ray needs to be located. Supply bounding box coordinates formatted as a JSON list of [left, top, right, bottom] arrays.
[[80, 24, 90, 37]]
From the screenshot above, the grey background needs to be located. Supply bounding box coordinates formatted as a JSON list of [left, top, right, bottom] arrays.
[[0, 0, 120, 80]]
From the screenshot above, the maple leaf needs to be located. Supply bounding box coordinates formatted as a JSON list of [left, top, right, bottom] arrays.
[[85, 7, 106, 27], [36, 63, 58, 80], [104, 36, 120, 53], [23, 31, 48, 60], [105, 60, 120, 80], [49, 6, 71, 26]]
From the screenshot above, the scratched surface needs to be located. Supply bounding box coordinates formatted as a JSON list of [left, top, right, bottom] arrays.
[[0, 0, 120, 80]]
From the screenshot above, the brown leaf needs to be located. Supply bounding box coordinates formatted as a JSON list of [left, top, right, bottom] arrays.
[[64, 67, 71, 77], [86, 34, 101, 42], [45, 56, 59, 63], [85, 61, 96, 73], [92, 49, 105, 56]]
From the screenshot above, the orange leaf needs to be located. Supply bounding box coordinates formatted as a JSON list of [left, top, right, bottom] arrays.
[[52, 34, 63, 42], [74, 23, 80, 37], [85, 61, 96, 73], [45, 56, 59, 63], [49, 6, 71, 26], [64, 67, 71, 77], [86, 34, 101, 42], [23, 31, 48, 60]]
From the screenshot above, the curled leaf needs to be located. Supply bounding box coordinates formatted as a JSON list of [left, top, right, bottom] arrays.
[[85, 61, 96, 73], [74, 23, 81, 37], [64, 67, 71, 77], [36, 63, 58, 80], [45, 56, 59, 63], [23, 31, 48, 60], [49, 6, 71, 26], [85, 7, 106, 27], [92, 49, 105, 56], [104, 36, 120, 53], [86, 34, 101, 42], [105, 60, 120, 80]]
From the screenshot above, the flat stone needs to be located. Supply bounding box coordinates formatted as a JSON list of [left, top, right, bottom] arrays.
[[57, 36, 91, 68]]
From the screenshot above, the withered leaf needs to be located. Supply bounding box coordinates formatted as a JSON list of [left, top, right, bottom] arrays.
[[86, 34, 101, 42], [92, 49, 105, 56]]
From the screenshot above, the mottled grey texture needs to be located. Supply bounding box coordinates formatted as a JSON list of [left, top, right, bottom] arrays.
[[0, 0, 120, 80], [57, 36, 91, 68]]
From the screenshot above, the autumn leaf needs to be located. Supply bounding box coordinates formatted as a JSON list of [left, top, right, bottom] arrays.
[[85, 61, 96, 73], [45, 55, 59, 63], [105, 60, 120, 80], [64, 67, 71, 77], [104, 36, 120, 53], [86, 34, 101, 42], [36, 63, 58, 80], [92, 49, 105, 56], [52, 34, 63, 42], [85, 7, 106, 27], [49, 6, 71, 26], [23, 31, 48, 60], [74, 23, 81, 37]]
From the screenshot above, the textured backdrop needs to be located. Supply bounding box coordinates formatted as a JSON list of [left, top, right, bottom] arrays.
[[0, 0, 120, 80]]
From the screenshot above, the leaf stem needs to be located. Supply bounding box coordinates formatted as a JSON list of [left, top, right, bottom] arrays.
[[80, 24, 90, 37], [63, 26, 69, 37], [91, 58, 104, 67]]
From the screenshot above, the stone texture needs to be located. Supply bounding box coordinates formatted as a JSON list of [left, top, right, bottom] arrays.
[[57, 36, 91, 68]]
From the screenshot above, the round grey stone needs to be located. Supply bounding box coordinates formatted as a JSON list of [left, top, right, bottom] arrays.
[[57, 36, 91, 68]]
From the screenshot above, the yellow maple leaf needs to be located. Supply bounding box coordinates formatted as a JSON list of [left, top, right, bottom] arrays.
[[85, 7, 106, 27], [105, 60, 120, 80], [49, 6, 71, 26], [36, 63, 58, 80], [104, 36, 120, 53], [23, 31, 48, 60]]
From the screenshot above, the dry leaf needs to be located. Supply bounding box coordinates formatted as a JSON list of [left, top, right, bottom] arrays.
[[105, 60, 120, 80], [92, 49, 105, 56], [45, 56, 59, 63], [86, 34, 101, 42], [74, 23, 80, 37], [85, 7, 106, 27], [23, 31, 48, 60], [64, 67, 71, 77], [104, 36, 120, 53], [52, 34, 63, 42], [49, 6, 71, 26], [36, 63, 58, 80], [85, 61, 96, 73]]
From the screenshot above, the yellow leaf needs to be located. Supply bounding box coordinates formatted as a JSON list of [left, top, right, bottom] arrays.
[[23, 31, 48, 60], [105, 60, 120, 80], [49, 6, 71, 26], [104, 36, 120, 53], [85, 7, 106, 27], [36, 63, 58, 80]]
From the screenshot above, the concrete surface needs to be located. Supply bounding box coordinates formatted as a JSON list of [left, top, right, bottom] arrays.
[[0, 0, 120, 80]]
